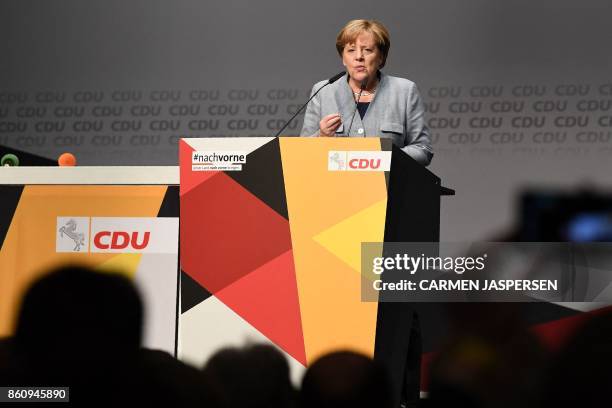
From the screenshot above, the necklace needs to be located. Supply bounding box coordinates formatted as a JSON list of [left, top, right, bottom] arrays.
[[354, 89, 376, 96]]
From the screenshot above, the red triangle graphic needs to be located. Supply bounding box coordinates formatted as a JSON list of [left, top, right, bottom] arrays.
[[181, 172, 293, 293], [180, 139, 220, 196], [215, 249, 307, 366], [530, 306, 612, 352]]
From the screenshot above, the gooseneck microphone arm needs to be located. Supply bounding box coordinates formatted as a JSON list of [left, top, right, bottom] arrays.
[[273, 71, 345, 138]]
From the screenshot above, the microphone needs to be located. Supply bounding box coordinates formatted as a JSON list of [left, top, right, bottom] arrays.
[[273, 71, 345, 138], [58, 152, 77, 166], [346, 78, 367, 137], [327, 71, 346, 84], [1, 153, 19, 167]]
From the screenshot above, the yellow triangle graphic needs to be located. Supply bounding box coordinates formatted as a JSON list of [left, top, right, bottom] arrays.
[[95, 253, 142, 280], [313, 199, 387, 274]]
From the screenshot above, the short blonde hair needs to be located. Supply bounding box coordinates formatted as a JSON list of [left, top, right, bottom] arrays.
[[336, 19, 391, 68]]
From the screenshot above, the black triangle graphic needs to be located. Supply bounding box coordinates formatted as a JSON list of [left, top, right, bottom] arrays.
[[181, 270, 212, 314], [379, 138, 391, 190], [226, 138, 289, 220], [157, 186, 180, 217], [0, 186, 23, 249], [0, 146, 56, 166], [384, 171, 390, 191]]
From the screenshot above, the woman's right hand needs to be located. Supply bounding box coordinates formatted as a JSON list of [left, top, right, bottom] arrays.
[[319, 113, 342, 137]]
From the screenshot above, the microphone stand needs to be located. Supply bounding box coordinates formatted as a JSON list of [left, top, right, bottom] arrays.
[[273, 71, 345, 138]]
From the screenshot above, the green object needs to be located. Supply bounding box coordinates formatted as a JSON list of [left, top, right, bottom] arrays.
[[1, 153, 19, 166]]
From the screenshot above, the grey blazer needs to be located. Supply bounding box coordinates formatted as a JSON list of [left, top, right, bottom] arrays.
[[300, 72, 433, 166]]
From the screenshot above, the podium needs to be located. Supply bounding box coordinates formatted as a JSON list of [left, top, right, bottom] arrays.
[[0, 166, 180, 355], [179, 137, 452, 403]]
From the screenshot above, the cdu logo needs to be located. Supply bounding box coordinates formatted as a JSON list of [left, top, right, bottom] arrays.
[[328, 151, 391, 172], [56, 217, 178, 254]]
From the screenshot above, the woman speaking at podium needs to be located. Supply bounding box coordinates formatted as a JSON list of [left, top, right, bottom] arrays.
[[300, 19, 433, 166], [301, 20, 430, 407]]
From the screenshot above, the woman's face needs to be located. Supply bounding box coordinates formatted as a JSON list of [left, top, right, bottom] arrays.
[[341, 31, 383, 85]]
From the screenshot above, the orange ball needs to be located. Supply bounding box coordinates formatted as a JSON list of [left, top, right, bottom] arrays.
[[58, 152, 77, 166]]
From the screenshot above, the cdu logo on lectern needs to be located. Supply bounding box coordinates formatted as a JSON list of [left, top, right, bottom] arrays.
[[328, 151, 391, 172]]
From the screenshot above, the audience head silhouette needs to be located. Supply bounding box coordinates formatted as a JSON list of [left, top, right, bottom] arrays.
[[15, 264, 143, 361], [203, 343, 295, 408], [300, 350, 392, 408]]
